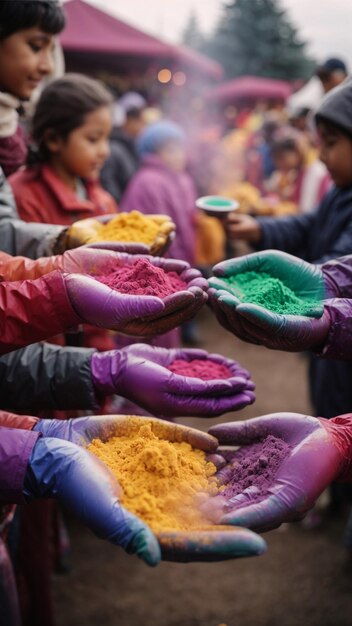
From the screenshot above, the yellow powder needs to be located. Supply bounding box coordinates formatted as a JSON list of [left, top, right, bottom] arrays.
[[94, 211, 160, 244], [88, 421, 219, 532]]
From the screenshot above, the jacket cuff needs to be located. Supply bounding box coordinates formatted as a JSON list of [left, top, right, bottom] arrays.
[[44, 270, 82, 331], [0, 411, 39, 430], [0, 427, 41, 504]]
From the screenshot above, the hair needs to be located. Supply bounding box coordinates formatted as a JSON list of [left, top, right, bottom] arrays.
[[270, 129, 307, 160], [0, 1, 65, 40], [315, 116, 352, 141], [30, 73, 113, 163]]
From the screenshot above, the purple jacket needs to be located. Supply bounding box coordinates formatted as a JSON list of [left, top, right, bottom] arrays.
[[120, 154, 197, 265], [0, 413, 40, 505], [320, 255, 352, 361]]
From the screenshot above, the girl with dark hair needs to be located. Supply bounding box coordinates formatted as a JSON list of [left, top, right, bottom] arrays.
[[10, 73, 117, 229]]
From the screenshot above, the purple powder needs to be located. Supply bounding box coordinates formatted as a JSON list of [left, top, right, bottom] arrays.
[[219, 435, 290, 505]]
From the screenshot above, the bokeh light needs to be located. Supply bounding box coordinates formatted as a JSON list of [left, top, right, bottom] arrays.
[[157, 68, 172, 83]]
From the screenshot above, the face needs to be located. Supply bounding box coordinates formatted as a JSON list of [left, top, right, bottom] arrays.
[[318, 125, 352, 188], [0, 27, 55, 99], [158, 140, 187, 172], [48, 106, 112, 180], [273, 149, 302, 173], [319, 71, 346, 94]]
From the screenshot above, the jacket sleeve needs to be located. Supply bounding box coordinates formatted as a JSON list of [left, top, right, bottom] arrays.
[[0, 426, 40, 504], [313, 220, 352, 264], [0, 270, 80, 355], [0, 167, 64, 258], [0, 411, 38, 430], [0, 251, 59, 281], [0, 343, 98, 412], [321, 255, 352, 299], [256, 212, 317, 255]]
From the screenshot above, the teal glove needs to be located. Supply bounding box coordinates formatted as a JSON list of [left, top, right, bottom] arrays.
[[209, 251, 328, 352]]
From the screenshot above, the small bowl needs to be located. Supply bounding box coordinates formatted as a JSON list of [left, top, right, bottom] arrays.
[[196, 196, 239, 218]]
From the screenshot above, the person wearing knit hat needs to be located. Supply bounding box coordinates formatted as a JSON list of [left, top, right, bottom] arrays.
[[316, 57, 348, 94]]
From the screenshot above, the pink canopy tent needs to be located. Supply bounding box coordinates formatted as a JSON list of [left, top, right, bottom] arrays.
[[206, 76, 292, 103], [60, 0, 223, 80]]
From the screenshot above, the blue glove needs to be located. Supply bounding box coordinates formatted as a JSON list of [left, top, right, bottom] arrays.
[[24, 435, 160, 566], [34, 416, 267, 562]]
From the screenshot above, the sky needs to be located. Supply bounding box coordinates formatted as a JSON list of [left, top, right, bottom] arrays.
[[63, 0, 352, 65]]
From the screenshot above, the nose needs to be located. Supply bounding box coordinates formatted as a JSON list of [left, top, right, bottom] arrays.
[[38, 49, 55, 76], [99, 139, 110, 161]]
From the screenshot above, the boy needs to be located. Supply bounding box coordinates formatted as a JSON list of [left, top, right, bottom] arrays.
[[227, 75, 352, 421]]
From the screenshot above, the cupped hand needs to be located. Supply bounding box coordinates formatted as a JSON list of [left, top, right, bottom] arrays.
[[24, 435, 160, 565], [209, 412, 352, 532], [90, 344, 255, 417], [34, 415, 266, 562]]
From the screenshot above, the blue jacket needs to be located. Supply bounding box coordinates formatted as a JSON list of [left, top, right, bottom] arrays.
[[257, 185, 352, 418]]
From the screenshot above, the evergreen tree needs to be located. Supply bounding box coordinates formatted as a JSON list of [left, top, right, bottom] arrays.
[[182, 10, 204, 51], [204, 0, 314, 80]]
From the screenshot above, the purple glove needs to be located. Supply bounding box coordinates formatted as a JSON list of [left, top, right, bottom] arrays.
[[24, 434, 160, 566], [209, 412, 352, 532], [63, 254, 208, 336], [34, 415, 266, 562], [90, 344, 255, 417]]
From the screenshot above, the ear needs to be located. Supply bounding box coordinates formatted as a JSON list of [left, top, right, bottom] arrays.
[[43, 128, 63, 153]]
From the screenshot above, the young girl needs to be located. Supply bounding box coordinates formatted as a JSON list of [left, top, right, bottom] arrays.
[[9, 72, 117, 225]]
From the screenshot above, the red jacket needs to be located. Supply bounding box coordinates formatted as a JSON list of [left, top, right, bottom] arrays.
[[9, 163, 117, 225]]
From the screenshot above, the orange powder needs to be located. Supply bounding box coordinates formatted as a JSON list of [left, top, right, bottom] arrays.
[[88, 421, 219, 532], [94, 211, 160, 244]]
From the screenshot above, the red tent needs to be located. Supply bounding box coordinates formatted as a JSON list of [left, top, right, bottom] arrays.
[[206, 76, 292, 103], [60, 0, 222, 79]]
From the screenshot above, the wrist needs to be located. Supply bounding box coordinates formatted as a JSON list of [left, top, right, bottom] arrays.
[[321, 414, 352, 481], [90, 350, 125, 396]]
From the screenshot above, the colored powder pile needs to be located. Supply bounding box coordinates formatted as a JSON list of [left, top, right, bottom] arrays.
[[94, 211, 160, 244], [95, 258, 187, 297], [169, 359, 232, 380], [222, 271, 321, 315], [219, 435, 290, 507], [88, 420, 219, 532]]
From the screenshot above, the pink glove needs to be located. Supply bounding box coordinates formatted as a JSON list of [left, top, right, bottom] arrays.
[[90, 344, 255, 417], [209, 412, 352, 532]]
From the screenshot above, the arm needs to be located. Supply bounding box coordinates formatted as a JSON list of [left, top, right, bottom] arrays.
[[0, 344, 97, 412], [256, 212, 316, 255], [0, 426, 40, 504], [0, 271, 80, 355], [0, 169, 64, 257]]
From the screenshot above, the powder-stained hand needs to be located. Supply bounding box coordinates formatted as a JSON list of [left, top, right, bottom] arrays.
[[90, 344, 255, 417], [209, 412, 352, 532]]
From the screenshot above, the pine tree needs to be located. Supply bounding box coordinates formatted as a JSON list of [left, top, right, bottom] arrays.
[[182, 10, 204, 51], [204, 0, 314, 80]]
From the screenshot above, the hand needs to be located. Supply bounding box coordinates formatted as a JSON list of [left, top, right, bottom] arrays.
[[90, 344, 255, 417], [34, 415, 266, 562], [225, 213, 261, 242], [209, 412, 352, 532], [23, 435, 160, 565], [209, 251, 328, 351], [63, 254, 208, 336], [61, 214, 176, 256]]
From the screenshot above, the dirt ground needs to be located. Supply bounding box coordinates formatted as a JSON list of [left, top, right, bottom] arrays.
[[53, 308, 352, 626]]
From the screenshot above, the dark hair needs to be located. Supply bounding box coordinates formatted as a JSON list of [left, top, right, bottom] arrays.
[[0, 1, 65, 40], [315, 116, 352, 141], [30, 73, 113, 163], [271, 136, 299, 157]]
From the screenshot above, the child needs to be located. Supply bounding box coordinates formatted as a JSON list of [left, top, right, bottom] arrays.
[[121, 120, 197, 265], [227, 76, 352, 420], [10, 73, 117, 226], [265, 129, 330, 214]]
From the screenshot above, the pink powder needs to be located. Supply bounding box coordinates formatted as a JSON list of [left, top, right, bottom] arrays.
[[169, 359, 232, 380], [95, 258, 187, 297], [219, 435, 290, 505]]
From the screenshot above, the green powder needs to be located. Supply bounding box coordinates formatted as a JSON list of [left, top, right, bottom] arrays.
[[222, 271, 322, 316]]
